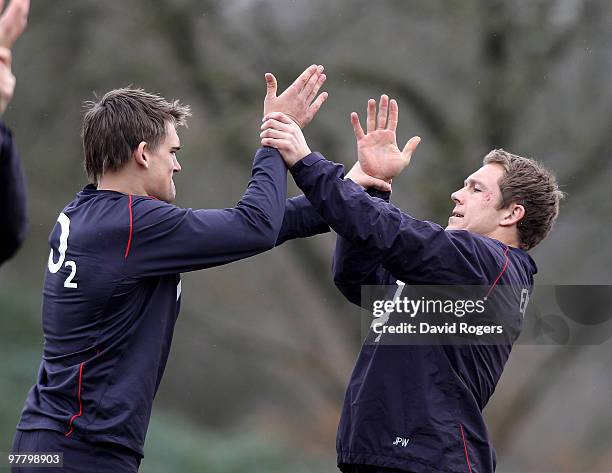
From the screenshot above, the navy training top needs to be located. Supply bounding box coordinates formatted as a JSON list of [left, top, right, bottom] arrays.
[[289, 153, 537, 473], [0, 120, 27, 265], [16, 147, 328, 456]]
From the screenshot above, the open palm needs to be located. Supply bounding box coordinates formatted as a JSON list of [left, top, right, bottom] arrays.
[[352, 96, 420, 182]]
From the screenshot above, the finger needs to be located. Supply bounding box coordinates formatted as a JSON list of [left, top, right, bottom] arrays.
[[305, 91, 328, 123], [366, 176, 392, 193], [262, 112, 295, 125], [0, 0, 30, 49], [305, 72, 326, 104], [301, 65, 323, 99], [0, 74, 14, 98], [0, 73, 14, 98], [366, 99, 376, 133], [387, 99, 398, 132], [0, 46, 11, 67], [260, 128, 291, 140], [265, 73, 277, 99], [261, 137, 290, 149], [261, 117, 290, 129], [377, 94, 389, 130], [289, 64, 318, 95], [350, 112, 365, 141], [261, 118, 294, 132], [402, 136, 421, 158]]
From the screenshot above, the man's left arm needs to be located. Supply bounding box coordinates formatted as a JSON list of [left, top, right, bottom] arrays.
[[275, 195, 330, 246], [273, 167, 393, 246], [331, 188, 396, 307]]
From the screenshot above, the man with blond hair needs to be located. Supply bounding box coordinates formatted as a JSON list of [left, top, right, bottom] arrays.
[[261, 94, 563, 473]]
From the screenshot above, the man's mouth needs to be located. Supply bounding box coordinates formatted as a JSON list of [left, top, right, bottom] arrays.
[[451, 211, 464, 218]]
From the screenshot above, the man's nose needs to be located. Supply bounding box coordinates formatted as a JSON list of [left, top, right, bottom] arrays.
[[451, 189, 462, 204], [173, 158, 182, 173]]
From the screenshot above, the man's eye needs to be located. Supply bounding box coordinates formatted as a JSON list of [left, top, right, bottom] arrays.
[[474, 188, 482, 192]]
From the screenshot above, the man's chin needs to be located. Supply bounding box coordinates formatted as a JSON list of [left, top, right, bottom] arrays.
[[164, 183, 177, 203], [153, 192, 175, 204], [446, 217, 465, 230]]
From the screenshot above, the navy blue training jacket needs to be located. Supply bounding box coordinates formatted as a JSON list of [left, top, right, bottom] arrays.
[[0, 120, 27, 265], [289, 153, 537, 473], [16, 147, 329, 456]]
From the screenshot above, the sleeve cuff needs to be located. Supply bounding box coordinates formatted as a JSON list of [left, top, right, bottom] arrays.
[[255, 146, 282, 160], [289, 152, 326, 175], [367, 188, 391, 202]]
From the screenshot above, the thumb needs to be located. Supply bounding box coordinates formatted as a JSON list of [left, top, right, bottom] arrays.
[[402, 136, 421, 158], [265, 73, 277, 98]]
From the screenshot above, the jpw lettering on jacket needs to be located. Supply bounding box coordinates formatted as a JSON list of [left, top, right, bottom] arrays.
[[393, 437, 410, 447]]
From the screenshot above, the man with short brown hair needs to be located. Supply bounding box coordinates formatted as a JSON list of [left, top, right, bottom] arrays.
[[81, 87, 191, 188], [11, 66, 338, 473]]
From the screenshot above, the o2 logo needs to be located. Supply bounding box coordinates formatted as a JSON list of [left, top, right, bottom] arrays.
[[47, 213, 78, 289]]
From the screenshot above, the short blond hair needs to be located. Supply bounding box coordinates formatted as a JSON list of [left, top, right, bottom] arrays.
[[483, 149, 564, 250]]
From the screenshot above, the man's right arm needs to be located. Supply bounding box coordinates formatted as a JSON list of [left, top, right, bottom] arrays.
[[0, 120, 26, 264], [261, 101, 497, 287], [125, 147, 288, 277], [0, 0, 30, 264], [289, 153, 495, 286]]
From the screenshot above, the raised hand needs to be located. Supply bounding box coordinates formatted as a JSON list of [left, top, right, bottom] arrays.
[[0, 47, 15, 114], [0, 0, 29, 49], [263, 64, 328, 129], [344, 161, 392, 193], [261, 112, 392, 192], [351, 95, 420, 182]]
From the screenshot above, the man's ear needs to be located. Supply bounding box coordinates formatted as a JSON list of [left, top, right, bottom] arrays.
[[133, 141, 148, 169], [500, 203, 525, 227]]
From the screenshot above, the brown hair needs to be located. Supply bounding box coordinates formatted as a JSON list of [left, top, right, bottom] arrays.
[[483, 149, 564, 250], [82, 87, 191, 183]]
